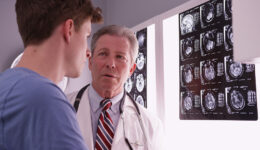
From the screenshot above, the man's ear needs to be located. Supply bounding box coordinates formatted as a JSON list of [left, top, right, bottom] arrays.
[[86, 50, 91, 58], [129, 63, 136, 77], [63, 19, 74, 43]]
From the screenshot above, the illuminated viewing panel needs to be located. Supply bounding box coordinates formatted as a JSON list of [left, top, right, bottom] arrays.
[[179, 0, 258, 120]]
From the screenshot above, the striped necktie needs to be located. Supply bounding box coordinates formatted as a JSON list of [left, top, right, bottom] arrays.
[[95, 99, 114, 150]]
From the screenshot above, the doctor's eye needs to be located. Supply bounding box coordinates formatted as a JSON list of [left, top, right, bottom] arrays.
[[116, 55, 127, 62], [97, 51, 108, 56]]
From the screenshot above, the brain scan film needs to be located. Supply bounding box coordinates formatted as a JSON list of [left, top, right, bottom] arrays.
[[224, 25, 233, 50], [129, 28, 147, 108], [204, 92, 216, 111], [227, 26, 233, 46], [181, 14, 194, 34], [230, 90, 245, 111], [138, 33, 145, 48], [136, 74, 145, 92], [202, 61, 216, 81], [136, 53, 145, 70], [229, 62, 243, 78], [203, 31, 216, 52], [179, 0, 257, 120], [125, 78, 133, 93], [182, 38, 194, 57], [202, 3, 215, 23], [136, 95, 145, 106], [183, 65, 194, 84], [224, 0, 232, 20], [184, 94, 193, 111]]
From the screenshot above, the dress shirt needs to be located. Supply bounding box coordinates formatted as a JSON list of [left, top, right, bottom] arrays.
[[88, 84, 123, 144]]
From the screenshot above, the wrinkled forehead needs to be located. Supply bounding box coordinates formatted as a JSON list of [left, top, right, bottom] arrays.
[[94, 34, 131, 52]]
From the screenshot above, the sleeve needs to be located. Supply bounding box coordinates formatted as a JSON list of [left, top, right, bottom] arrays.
[[152, 118, 166, 150], [6, 78, 89, 150], [139, 105, 166, 150], [29, 83, 88, 150]]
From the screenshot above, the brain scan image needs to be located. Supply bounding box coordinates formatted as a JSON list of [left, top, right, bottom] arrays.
[[184, 94, 193, 111], [204, 92, 216, 111], [138, 33, 146, 48], [202, 3, 215, 23], [229, 62, 243, 78], [224, 0, 232, 19], [203, 31, 216, 52], [182, 38, 193, 57], [136, 53, 145, 70], [230, 90, 245, 111], [246, 64, 255, 72], [125, 78, 133, 93], [183, 65, 193, 84], [227, 26, 233, 46], [227, 0, 232, 13], [136, 74, 145, 92], [181, 14, 194, 34], [136, 95, 145, 106], [203, 61, 216, 81]]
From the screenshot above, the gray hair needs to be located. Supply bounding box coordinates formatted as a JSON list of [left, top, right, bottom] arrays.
[[91, 25, 139, 64]]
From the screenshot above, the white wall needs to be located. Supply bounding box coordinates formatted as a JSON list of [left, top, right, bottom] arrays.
[[233, 0, 260, 63], [0, 0, 23, 72]]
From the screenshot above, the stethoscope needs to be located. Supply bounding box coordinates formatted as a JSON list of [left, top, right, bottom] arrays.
[[74, 84, 149, 150]]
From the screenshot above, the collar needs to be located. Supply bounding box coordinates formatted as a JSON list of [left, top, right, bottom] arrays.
[[88, 84, 123, 114]]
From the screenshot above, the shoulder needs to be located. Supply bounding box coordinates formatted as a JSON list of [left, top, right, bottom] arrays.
[[1, 69, 87, 149], [18, 74, 66, 104], [5, 68, 74, 112], [66, 91, 79, 105]]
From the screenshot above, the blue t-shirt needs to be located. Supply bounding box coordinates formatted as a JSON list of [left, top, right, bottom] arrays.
[[0, 67, 88, 150]]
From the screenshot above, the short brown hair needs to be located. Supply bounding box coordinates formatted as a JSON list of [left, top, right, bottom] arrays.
[[16, 0, 103, 47], [91, 25, 139, 64]]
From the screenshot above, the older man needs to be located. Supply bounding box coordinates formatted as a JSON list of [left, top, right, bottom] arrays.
[[67, 25, 164, 150]]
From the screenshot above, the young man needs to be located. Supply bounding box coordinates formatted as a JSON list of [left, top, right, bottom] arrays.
[[67, 25, 164, 150], [0, 0, 102, 150]]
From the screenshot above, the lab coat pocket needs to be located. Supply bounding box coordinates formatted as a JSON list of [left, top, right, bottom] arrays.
[[124, 113, 145, 150]]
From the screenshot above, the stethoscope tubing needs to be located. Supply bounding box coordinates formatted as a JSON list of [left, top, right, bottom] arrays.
[[74, 84, 148, 149]]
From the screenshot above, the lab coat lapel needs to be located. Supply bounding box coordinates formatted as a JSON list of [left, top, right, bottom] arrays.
[[76, 90, 94, 150], [111, 96, 145, 150], [111, 96, 130, 150]]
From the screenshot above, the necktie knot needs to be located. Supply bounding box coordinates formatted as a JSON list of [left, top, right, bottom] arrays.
[[100, 99, 112, 111]]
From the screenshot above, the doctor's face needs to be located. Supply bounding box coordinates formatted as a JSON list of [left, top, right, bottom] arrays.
[[89, 34, 136, 97]]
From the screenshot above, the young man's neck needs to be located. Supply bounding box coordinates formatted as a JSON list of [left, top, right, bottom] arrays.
[[16, 41, 65, 84]]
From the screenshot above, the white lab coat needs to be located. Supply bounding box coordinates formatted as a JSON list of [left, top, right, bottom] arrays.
[[67, 87, 164, 150]]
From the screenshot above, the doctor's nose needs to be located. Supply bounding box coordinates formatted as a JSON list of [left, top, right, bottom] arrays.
[[106, 58, 116, 69]]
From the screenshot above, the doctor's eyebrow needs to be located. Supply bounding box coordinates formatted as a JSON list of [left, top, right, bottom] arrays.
[[115, 51, 128, 56], [97, 48, 109, 52]]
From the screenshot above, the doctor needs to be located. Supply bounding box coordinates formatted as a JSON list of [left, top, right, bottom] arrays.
[[67, 25, 164, 150]]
